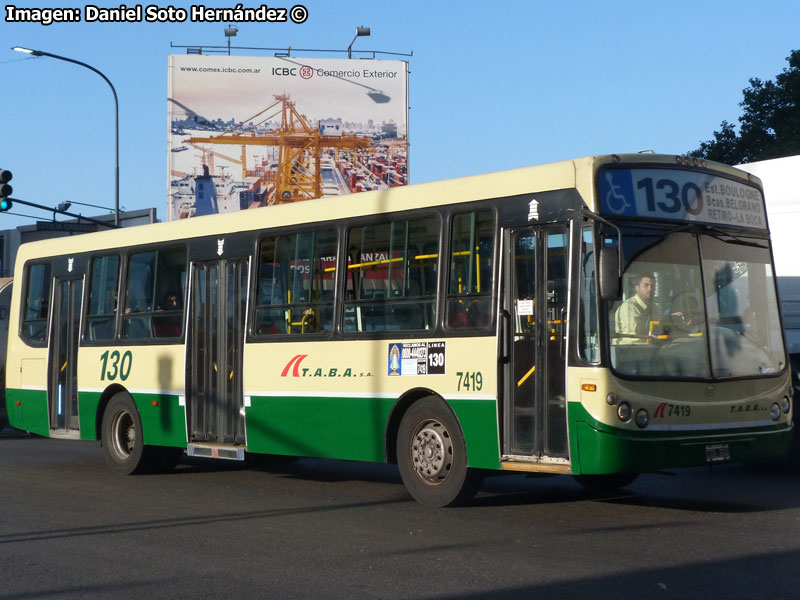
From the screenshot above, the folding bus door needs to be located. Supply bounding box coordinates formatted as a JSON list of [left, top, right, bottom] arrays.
[[501, 225, 569, 461], [48, 277, 83, 435], [187, 259, 248, 446]]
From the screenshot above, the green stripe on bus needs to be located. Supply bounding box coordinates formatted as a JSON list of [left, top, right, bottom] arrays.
[[6, 388, 49, 436], [245, 395, 500, 468], [78, 391, 187, 447], [448, 399, 501, 470], [246, 395, 393, 461], [568, 402, 792, 473]]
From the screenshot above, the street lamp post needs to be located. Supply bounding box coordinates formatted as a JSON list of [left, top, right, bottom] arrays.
[[12, 46, 120, 226], [347, 26, 370, 59], [57, 200, 115, 213]]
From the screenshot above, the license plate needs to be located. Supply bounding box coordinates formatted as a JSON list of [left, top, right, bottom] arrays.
[[705, 443, 730, 462]]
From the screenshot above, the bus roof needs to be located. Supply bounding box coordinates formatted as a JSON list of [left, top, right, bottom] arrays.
[[13, 153, 760, 270]]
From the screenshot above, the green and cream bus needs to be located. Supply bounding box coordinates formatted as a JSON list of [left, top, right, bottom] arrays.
[[5, 153, 792, 506]]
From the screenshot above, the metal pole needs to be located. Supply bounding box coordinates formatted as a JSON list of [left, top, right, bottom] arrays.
[[9, 197, 119, 229], [15, 48, 119, 226]]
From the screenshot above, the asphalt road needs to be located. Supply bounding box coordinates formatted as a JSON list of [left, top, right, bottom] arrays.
[[2, 431, 800, 599]]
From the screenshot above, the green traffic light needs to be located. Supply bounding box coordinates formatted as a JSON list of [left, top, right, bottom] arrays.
[[0, 169, 12, 210]]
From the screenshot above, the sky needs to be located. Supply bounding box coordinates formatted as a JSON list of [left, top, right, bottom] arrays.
[[1, 0, 799, 230]]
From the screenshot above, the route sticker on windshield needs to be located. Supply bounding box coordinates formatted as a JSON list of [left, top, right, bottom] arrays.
[[388, 341, 446, 376]]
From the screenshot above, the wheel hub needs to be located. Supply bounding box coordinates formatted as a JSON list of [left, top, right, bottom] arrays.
[[411, 420, 453, 484], [111, 411, 135, 458], [125, 424, 135, 450]]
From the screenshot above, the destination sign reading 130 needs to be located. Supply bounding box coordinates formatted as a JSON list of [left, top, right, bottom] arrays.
[[599, 168, 767, 230]]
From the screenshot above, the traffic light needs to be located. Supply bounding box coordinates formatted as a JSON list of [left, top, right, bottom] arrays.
[[0, 169, 12, 211]]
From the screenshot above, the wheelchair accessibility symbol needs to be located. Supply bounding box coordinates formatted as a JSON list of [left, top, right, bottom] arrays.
[[604, 172, 631, 214]]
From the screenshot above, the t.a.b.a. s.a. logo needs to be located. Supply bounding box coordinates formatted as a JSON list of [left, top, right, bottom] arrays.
[[388, 344, 401, 376]]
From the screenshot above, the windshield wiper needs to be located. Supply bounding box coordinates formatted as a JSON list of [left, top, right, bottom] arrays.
[[697, 224, 768, 249]]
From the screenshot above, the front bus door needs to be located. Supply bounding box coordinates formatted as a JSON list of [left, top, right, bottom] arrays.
[[49, 277, 83, 436], [502, 225, 569, 462], [188, 259, 248, 452]]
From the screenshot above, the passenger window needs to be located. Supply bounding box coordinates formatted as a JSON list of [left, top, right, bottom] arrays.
[[87, 254, 119, 342], [254, 229, 337, 335], [22, 263, 51, 343], [122, 247, 186, 340], [344, 216, 439, 333], [446, 209, 495, 328]]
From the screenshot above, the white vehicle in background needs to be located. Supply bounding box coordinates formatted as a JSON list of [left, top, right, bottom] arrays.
[[739, 155, 800, 458], [738, 156, 800, 358]]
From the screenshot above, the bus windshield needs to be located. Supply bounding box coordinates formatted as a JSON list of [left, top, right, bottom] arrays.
[[607, 224, 786, 379]]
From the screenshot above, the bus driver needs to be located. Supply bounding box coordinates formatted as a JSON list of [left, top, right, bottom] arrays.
[[615, 273, 654, 343]]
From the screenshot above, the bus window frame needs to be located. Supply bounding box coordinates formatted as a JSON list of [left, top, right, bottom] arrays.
[[443, 205, 499, 335], [342, 212, 442, 337], [119, 244, 188, 344], [251, 224, 340, 340], [62, 242, 191, 347], [19, 260, 53, 348], [575, 218, 602, 367], [83, 252, 123, 345]]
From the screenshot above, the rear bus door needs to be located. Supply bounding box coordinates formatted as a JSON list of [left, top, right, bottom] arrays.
[[48, 276, 83, 436], [187, 257, 248, 448]]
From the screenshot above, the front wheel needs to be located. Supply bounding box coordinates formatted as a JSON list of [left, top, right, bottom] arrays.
[[397, 397, 482, 507]]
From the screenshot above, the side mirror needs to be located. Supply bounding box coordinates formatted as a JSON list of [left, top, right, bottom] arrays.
[[599, 247, 621, 301]]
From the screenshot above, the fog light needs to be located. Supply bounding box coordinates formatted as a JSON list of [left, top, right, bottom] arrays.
[[618, 402, 632, 422], [781, 396, 791, 414], [607, 393, 618, 406], [635, 409, 649, 429], [770, 402, 781, 421]]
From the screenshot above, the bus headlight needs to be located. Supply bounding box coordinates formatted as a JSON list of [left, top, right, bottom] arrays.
[[781, 396, 791, 414], [635, 409, 649, 429], [617, 402, 632, 422], [770, 403, 781, 421], [607, 393, 618, 406]]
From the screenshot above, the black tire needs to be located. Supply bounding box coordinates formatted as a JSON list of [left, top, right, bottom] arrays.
[[396, 397, 482, 507], [573, 472, 639, 492], [101, 393, 168, 475]]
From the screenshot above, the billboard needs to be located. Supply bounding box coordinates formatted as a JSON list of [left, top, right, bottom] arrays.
[[167, 54, 409, 220]]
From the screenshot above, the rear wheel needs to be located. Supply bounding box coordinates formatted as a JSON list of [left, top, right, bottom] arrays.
[[397, 397, 482, 507], [101, 393, 179, 474]]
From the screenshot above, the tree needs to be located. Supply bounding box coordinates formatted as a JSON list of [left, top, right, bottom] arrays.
[[690, 49, 800, 163]]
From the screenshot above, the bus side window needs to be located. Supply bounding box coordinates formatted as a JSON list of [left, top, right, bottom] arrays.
[[254, 229, 337, 336], [22, 262, 51, 343], [446, 209, 495, 329], [87, 254, 120, 342], [122, 247, 186, 340], [343, 216, 438, 333]]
